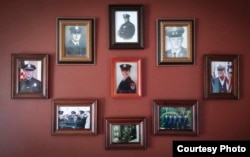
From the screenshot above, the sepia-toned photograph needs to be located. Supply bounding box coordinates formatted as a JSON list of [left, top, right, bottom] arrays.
[[11, 54, 49, 99]]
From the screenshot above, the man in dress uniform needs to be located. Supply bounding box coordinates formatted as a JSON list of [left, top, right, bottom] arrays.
[[118, 14, 135, 39], [116, 64, 136, 93], [19, 63, 41, 92], [166, 27, 187, 58], [66, 26, 86, 56], [212, 64, 231, 93]]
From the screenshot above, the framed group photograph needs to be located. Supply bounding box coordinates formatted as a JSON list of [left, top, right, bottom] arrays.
[[57, 18, 95, 64], [105, 117, 146, 150], [51, 99, 97, 136], [157, 19, 195, 65], [204, 54, 240, 99], [111, 58, 142, 98], [109, 4, 144, 49], [11, 54, 49, 99], [153, 100, 198, 136]]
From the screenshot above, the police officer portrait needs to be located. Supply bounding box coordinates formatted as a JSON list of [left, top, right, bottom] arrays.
[[165, 26, 188, 58], [115, 12, 138, 43], [116, 63, 137, 94], [65, 25, 87, 57], [19, 61, 42, 93], [211, 61, 233, 93]]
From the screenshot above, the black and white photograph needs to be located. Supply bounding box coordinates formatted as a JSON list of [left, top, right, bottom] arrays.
[[157, 19, 195, 65], [111, 58, 142, 98], [51, 99, 97, 136], [57, 18, 95, 64], [112, 124, 139, 143], [109, 4, 144, 49], [11, 54, 49, 99]]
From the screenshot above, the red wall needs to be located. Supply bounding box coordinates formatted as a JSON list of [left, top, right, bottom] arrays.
[[1, 0, 250, 157]]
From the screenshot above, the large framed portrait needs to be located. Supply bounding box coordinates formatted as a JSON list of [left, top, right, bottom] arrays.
[[157, 19, 195, 65], [51, 99, 97, 136], [111, 58, 142, 98], [11, 54, 49, 99], [204, 54, 240, 99], [57, 18, 95, 64], [105, 117, 146, 150], [109, 4, 144, 49], [153, 100, 199, 136]]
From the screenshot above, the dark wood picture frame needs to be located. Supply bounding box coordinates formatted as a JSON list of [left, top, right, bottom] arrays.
[[57, 18, 95, 64], [111, 57, 142, 98], [51, 99, 97, 136], [11, 54, 49, 99], [109, 4, 144, 49], [204, 54, 240, 99], [153, 100, 198, 136], [157, 19, 195, 65], [105, 117, 146, 150]]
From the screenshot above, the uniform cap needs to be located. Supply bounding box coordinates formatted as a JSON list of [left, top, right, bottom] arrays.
[[120, 64, 132, 71], [217, 64, 225, 71], [71, 111, 76, 114], [69, 26, 82, 34], [166, 27, 184, 37], [23, 63, 36, 71], [58, 111, 64, 114], [123, 14, 130, 19]]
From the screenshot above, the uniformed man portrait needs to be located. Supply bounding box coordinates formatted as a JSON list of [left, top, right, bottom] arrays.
[[65, 26, 86, 56], [116, 64, 137, 94], [165, 27, 187, 58], [19, 62, 41, 93], [118, 14, 135, 40]]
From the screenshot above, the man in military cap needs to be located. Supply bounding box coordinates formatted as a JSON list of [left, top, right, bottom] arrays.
[[166, 27, 187, 58], [118, 14, 135, 39], [19, 63, 41, 92], [211, 64, 231, 93], [117, 64, 136, 93], [66, 26, 86, 56]]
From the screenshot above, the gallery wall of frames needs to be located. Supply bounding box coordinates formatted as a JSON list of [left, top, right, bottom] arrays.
[[1, 1, 250, 157]]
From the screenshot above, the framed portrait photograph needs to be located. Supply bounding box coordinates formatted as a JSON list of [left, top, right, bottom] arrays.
[[11, 54, 49, 99], [109, 4, 144, 49], [51, 99, 97, 136], [204, 54, 240, 99], [111, 58, 142, 98], [105, 117, 146, 150], [153, 100, 198, 136], [157, 19, 195, 65], [57, 18, 95, 64]]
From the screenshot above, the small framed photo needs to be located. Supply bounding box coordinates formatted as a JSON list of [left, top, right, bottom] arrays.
[[105, 117, 146, 150], [157, 19, 195, 65], [153, 100, 198, 136], [204, 54, 240, 99], [51, 99, 97, 136], [57, 18, 95, 64], [11, 54, 49, 99], [109, 4, 144, 49], [111, 58, 142, 98]]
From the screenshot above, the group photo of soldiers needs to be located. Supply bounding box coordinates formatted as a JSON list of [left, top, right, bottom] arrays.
[[160, 107, 192, 130], [112, 125, 138, 143], [58, 106, 90, 129]]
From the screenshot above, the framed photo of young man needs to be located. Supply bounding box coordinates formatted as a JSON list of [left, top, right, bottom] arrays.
[[11, 54, 49, 99], [111, 58, 142, 98], [105, 117, 146, 150], [153, 100, 199, 136], [57, 18, 95, 64], [109, 4, 144, 49], [157, 19, 195, 65], [204, 54, 240, 99], [51, 99, 97, 136]]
